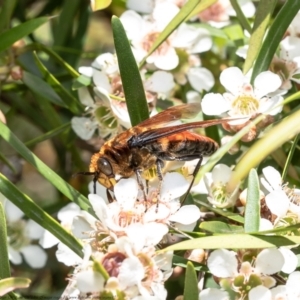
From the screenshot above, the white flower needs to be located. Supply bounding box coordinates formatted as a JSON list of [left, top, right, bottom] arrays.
[[275, 36, 300, 90], [197, 0, 255, 28], [271, 271, 300, 299], [199, 288, 229, 300], [287, 11, 300, 37], [207, 248, 285, 297], [203, 164, 239, 208], [4, 200, 47, 268], [120, 4, 213, 71], [144, 70, 175, 98], [78, 173, 200, 247], [248, 286, 271, 300], [201, 67, 283, 124], [126, 0, 154, 14], [260, 166, 300, 226], [120, 8, 180, 70]]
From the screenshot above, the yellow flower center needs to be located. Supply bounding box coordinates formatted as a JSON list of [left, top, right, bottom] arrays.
[[231, 95, 259, 116]]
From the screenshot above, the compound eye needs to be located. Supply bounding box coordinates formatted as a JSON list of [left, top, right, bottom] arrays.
[[97, 158, 113, 176]]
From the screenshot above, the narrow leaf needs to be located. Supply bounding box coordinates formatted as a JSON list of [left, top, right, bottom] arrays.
[[189, 0, 217, 17], [0, 17, 49, 53], [243, 0, 277, 74], [0, 122, 92, 214], [139, 0, 201, 67], [0, 174, 83, 258], [25, 122, 71, 148], [229, 0, 251, 33], [0, 0, 17, 33], [282, 134, 300, 181], [200, 221, 244, 233], [33, 52, 82, 114], [22, 71, 66, 107], [244, 169, 260, 233], [0, 277, 31, 297], [18, 43, 80, 78], [183, 262, 198, 300], [0, 203, 10, 279], [251, 0, 300, 80], [112, 16, 149, 125], [164, 234, 300, 251]]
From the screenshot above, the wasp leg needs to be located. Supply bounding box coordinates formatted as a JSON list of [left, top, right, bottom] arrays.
[[155, 159, 164, 212], [135, 169, 148, 210], [181, 155, 203, 205]]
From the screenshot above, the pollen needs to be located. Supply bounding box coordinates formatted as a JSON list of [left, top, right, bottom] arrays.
[[231, 95, 260, 116], [211, 183, 228, 204]]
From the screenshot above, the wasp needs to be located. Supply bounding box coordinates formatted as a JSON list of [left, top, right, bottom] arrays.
[[82, 103, 232, 205]]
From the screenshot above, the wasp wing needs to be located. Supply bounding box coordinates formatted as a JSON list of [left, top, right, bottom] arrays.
[[137, 103, 201, 129], [128, 118, 234, 148]]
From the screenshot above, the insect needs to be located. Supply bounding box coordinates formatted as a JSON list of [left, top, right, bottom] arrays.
[[83, 103, 233, 206]]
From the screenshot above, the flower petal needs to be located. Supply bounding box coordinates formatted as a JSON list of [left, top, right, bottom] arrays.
[[207, 249, 238, 277], [78, 87, 94, 106], [21, 245, 47, 268], [279, 247, 297, 274], [114, 178, 139, 210], [254, 71, 282, 99], [187, 67, 215, 92], [211, 164, 232, 183], [220, 67, 245, 95], [144, 71, 175, 94], [71, 117, 97, 140], [255, 248, 284, 275], [160, 173, 189, 202], [168, 205, 200, 225], [76, 270, 105, 293], [201, 93, 230, 115], [262, 166, 282, 190], [249, 286, 272, 300], [265, 189, 289, 220], [56, 242, 82, 266], [199, 288, 229, 300]]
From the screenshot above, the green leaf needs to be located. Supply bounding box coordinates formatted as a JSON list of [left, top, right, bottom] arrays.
[[164, 234, 300, 251], [189, 0, 217, 17], [25, 122, 71, 148], [0, 173, 83, 258], [200, 221, 244, 233], [33, 52, 82, 114], [0, 0, 17, 33], [18, 43, 80, 78], [251, 0, 300, 81], [195, 199, 245, 223], [183, 262, 198, 300], [0, 277, 31, 297], [0, 121, 92, 214], [282, 134, 300, 181], [53, 0, 81, 47], [0, 203, 10, 279], [112, 16, 149, 126], [91, 0, 112, 11], [139, 0, 201, 67], [72, 74, 92, 90], [0, 17, 50, 53], [244, 169, 260, 233], [243, 0, 277, 74], [229, 0, 251, 33], [22, 71, 66, 107], [223, 24, 244, 41]]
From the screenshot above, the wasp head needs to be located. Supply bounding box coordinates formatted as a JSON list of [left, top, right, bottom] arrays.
[[89, 153, 116, 189]]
